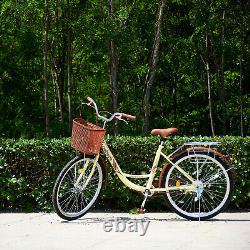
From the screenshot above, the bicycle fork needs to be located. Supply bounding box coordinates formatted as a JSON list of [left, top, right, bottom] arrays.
[[74, 156, 99, 190]]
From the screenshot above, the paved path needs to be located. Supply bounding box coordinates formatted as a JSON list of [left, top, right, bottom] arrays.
[[0, 212, 249, 250]]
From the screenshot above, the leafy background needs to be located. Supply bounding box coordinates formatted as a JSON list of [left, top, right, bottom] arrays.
[[0, 0, 249, 138]]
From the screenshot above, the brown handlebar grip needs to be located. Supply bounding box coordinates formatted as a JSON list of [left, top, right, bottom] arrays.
[[121, 113, 136, 121]]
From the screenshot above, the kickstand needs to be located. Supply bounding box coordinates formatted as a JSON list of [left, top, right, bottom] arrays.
[[137, 190, 149, 214]]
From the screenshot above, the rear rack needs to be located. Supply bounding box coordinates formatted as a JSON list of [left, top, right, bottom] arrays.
[[184, 142, 221, 157], [183, 142, 221, 147], [167, 141, 221, 158]]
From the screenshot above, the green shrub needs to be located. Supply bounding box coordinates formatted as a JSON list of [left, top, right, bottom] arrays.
[[0, 136, 249, 212]]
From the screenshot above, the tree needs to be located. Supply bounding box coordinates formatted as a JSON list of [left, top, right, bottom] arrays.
[[143, 0, 166, 135], [109, 0, 119, 135], [43, 0, 50, 136], [0, 0, 249, 138], [66, 0, 73, 133]]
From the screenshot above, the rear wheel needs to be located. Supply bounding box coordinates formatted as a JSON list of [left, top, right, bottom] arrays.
[[52, 156, 103, 221], [163, 150, 233, 220]]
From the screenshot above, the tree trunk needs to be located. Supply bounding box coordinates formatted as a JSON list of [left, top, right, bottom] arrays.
[[67, 37, 72, 133], [206, 61, 215, 136], [143, 0, 166, 135], [172, 76, 177, 124], [219, 10, 227, 135], [109, 42, 118, 116], [51, 68, 58, 114], [240, 56, 244, 136], [54, 0, 64, 132], [50, 55, 64, 127], [67, 0, 73, 133], [202, 31, 215, 136], [43, 0, 49, 137], [109, 0, 118, 135]]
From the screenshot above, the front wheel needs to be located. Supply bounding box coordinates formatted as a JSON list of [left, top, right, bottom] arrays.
[[163, 150, 234, 220], [52, 156, 103, 221]]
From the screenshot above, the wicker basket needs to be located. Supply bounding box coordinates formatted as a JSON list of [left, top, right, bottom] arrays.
[[71, 118, 106, 155]]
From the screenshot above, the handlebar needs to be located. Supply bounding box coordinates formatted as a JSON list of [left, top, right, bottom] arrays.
[[85, 97, 136, 123], [121, 113, 136, 121]]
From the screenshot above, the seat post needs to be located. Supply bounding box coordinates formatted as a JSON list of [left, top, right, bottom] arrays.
[[160, 137, 165, 146], [145, 141, 164, 189]]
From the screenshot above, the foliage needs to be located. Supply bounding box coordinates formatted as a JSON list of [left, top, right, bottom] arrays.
[[0, 0, 249, 138], [0, 136, 249, 212]]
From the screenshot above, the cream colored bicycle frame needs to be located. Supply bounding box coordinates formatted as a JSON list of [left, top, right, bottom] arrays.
[[82, 140, 197, 194]]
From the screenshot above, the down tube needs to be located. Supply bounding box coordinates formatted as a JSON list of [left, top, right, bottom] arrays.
[[101, 141, 145, 192]]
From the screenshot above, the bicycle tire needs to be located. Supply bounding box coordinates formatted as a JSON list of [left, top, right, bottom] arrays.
[[162, 150, 234, 221], [52, 156, 104, 221]]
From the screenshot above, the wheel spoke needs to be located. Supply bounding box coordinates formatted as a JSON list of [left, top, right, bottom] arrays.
[[165, 152, 231, 220], [53, 157, 103, 220]]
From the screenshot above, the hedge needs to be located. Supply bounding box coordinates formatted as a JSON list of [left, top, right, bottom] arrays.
[[0, 136, 249, 212]]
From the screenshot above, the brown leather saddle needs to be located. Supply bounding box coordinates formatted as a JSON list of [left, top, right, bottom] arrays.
[[151, 128, 178, 138]]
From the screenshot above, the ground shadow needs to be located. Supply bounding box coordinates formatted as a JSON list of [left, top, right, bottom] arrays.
[[60, 213, 250, 224]]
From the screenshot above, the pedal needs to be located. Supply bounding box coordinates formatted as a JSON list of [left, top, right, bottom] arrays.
[[137, 207, 145, 214]]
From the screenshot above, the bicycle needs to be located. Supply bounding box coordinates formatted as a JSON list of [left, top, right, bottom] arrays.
[[52, 97, 235, 221]]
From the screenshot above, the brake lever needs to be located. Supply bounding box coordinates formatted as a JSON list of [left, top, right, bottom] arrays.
[[119, 118, 128, 124], [115, 114, 128, 124], [81, 101, 96, 111]]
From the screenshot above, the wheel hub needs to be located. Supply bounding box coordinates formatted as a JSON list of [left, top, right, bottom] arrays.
[[73, 185, 82, 194], [194, 180, 204, 200]]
